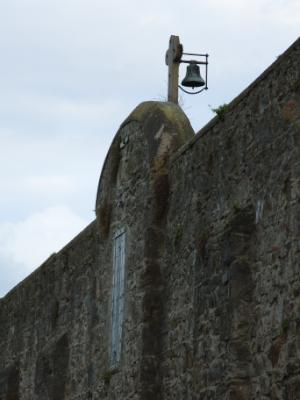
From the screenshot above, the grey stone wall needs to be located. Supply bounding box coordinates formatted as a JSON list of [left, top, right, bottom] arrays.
[[160, 37, 300, 399], [94, 101, 194, 400], [0, 37, 300, 400], [0, 222, 100, 400]]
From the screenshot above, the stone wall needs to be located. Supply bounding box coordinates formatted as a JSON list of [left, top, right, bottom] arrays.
[[0, 222, 100, 400], [0, 37, 300, 400], [94, 102, 194, 399], [160, 37, 300, 399]]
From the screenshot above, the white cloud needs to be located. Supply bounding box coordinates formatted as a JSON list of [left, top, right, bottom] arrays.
[[24, 175, 73, 192], [15, 94, 119, 121], [0, 205, 88, 273]]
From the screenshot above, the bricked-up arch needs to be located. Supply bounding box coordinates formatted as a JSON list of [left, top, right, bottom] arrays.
[[95, 101, 194, 398], [95, 101, 194, 226]]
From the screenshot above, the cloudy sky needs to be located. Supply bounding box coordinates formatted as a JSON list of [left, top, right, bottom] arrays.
[[0, 0, 299, 297]]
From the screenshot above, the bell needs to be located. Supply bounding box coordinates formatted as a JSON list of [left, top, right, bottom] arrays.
[[181, 63, 205, 89]]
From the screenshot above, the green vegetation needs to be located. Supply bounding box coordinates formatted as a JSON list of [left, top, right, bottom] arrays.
[[281, 318, 290, 335], [174, 223, 183, 246], [232, 255, 250, 265], [102, 368, 118, 385], [212, 103, 229, 121], [292, 79, 300, 92], [233, 201, 242, 213]]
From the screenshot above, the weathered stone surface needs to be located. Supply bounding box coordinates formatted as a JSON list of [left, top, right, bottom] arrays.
[[34, 334, 69, 400], [0, 362, 19, 400], [0, 38, 300, 399]]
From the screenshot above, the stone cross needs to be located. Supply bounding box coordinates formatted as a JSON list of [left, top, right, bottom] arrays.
[[165, 35, 183, 104]]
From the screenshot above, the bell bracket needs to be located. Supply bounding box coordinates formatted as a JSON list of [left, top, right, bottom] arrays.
[[165, 35, 209, 104]]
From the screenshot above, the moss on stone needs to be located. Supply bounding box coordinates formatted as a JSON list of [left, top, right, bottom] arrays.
[[281, 318, 290, 335], [292, 79, 300, 92], [109, 136, 121, 183], [123, 101, 194, 143], [98, 201, 112, 239], [174, 223, 183, 247], [102, 368, 118, 386], [153, 174, 170, 224]]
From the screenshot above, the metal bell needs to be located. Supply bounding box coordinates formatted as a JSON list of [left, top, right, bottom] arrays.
[[181, 63, 205, 89]]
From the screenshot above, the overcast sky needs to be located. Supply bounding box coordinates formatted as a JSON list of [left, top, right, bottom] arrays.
[[0, 0, 299, 297]]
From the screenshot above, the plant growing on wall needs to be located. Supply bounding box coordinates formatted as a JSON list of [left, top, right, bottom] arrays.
[[211, 103, 229, 121]]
